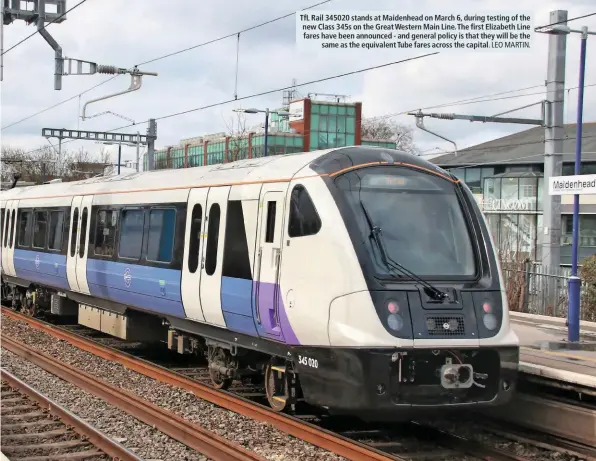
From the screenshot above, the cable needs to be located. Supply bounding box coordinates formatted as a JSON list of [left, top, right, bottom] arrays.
[[535, 12, 596, 31], [1, 76, 118, 130], [136, 0, 331, 67], [367, 83, 596, 123], [20, 53, 440, 156], [105, 53, 441, 130], [1, 0, 331, 132], [1, 0, 89, 57]]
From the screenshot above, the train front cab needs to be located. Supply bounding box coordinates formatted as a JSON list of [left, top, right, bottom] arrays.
[[294, 152, 519, 419]]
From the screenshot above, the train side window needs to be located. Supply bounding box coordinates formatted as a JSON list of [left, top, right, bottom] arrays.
[[222, 201, 252, 280], [1, 209, 5, 246], [9, 210, 16, 247], [147, 208, 176, 263], [17, 210, 32, 248], [204, 203, 221, 276], [70, 208, 79, 257], [265, 201, 276, 243], [187, 205, 202, 274], [33, 211, 48, 249], [78, 208, 88, 258], [119, 209, 144, 260], [94, 209, 117, 257], [48, 211, 65, 251], [3, 209, 9, 248], [288, 185, 321, 237]]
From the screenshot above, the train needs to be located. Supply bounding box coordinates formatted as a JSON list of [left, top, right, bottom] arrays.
[[0, 145, 519, 419]]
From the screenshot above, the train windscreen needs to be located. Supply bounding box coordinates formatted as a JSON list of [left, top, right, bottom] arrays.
[[334, 166, 477, 279]]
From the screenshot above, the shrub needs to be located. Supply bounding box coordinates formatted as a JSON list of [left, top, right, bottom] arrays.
[[579, 255, 596, 321]]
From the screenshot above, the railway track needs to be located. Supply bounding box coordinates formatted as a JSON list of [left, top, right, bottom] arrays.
[[2, 306, 594, 461], [1, 368, 142, 461]]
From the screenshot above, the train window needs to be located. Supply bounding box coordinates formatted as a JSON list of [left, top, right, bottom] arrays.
[[94, 209, 117, 257], [204, 203, 220, 276], [1, 209, 4, 246], [288, 185, 321, 238], [33, 211, 48, 249], [70, 208, 79, 257], [222, 201, 252, 280], [79, 208, 88, 258], [147, 208, 176, 263], [265, 201, 276, 243], [119, 209, 144, 260], [48, 211, 65, 251], [9, 210, 16, 247], [187, 205, 202, 274], [17, 210, 32, 247], [9, 210, 16, 248], [3, 209, 9, 248]]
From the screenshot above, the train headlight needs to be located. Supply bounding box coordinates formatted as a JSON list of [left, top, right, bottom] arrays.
[[387, 299, 399, 313], [483, 313, 497, 330], [387, 313, 404, 331]]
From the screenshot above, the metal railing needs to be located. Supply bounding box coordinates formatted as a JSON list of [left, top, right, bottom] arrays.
[[501, 260, 596, 322]]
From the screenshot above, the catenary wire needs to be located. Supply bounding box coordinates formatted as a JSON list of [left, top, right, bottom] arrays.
[[1, 0, 89, 57], [535, 11, 596, 30], [135, 0, 331, 67], [18, 53, 440, 155], [1, 0, 331, 131]]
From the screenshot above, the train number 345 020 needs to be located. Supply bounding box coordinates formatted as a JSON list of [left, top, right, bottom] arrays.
[[298, 355, 319, 368]]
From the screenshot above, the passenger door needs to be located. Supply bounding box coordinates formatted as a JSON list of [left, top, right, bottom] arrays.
[[199, 186, 230, 327], [66, 196, 83, 292], [3, 200, 18, 277], [75, 196, 93, 294], [181, 188, 208, 321], [253, 184, 287, 340]]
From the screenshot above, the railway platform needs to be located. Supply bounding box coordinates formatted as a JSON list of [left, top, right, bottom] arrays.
[[509, 312, 596, 390]]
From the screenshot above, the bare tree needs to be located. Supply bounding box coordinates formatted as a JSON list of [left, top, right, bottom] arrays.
[[223, 112, 249, 162], [1, 145, 112, 186], [361, 118, 421, 155]]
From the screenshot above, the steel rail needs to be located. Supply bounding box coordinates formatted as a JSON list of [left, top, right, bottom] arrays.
[[1, 367, 143, 461], [0, 307, 403, 461], [1, 334, 267, 461]]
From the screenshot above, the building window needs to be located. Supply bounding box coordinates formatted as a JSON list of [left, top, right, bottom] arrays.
[[119, 209, 144, 260], [147, 208, 176, 263], [288, 185, 321, 237]]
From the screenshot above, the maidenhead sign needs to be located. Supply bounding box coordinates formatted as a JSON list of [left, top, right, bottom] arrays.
[[549, 174, 596, 195]]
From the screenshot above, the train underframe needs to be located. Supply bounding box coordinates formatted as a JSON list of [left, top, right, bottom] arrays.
[[1, 279, 518, 417]]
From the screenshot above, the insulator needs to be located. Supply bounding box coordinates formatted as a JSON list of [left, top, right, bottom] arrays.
[[97, 65, 127, 75], [433, 113, 455, 120]]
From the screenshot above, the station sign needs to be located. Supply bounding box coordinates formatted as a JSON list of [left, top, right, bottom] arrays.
[[549, 174, 596, 195]]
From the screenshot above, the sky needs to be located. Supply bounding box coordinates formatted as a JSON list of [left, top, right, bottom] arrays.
[[1, 0, 595, 167]]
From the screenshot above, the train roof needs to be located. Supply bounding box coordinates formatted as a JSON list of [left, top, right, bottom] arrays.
[[0, 146, 450, 203]]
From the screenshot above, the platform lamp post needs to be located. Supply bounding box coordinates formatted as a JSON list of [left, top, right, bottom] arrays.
[[537, 24, 595, 342], [233, 108, 291, 156]]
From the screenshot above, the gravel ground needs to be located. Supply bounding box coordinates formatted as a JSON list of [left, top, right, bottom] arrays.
[[1, 348, 210, 461], [1, 314, 345, 461]]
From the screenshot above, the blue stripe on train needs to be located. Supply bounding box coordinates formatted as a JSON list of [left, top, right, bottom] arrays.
[[13, 249, 70, 291], [221, 276, 258, 336], [86, 259, 186, 317]]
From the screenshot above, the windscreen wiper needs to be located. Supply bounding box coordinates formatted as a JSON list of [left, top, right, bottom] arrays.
[[359, 201, 448, 301]]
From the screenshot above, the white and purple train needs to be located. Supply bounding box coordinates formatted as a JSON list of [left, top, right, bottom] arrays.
[[1, 146, 519, 418]]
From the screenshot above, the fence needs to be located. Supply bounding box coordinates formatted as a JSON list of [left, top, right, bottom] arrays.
[[501, 260, 596, 322]]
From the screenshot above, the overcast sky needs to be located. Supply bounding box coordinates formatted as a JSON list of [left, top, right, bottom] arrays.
[[1, 0, 595, 166]]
